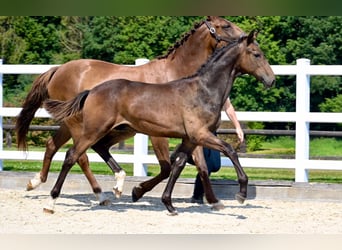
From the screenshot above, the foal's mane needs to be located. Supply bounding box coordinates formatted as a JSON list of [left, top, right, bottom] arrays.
[[186, 38, 242, 79], [157, 18, 206, 60]]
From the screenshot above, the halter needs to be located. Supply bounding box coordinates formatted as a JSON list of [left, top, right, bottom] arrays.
[[204, 20, 245, 48]]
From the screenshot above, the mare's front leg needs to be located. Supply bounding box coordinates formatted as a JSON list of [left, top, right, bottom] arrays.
[[132, 137, 172, 202], [191, 146, 224, 211]]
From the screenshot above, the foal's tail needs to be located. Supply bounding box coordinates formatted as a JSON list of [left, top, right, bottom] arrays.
[[15, 66, 59, 151], [44, 90, 90, 122]]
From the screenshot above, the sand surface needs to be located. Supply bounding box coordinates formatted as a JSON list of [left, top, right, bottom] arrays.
[[0, 188, 341, 234]]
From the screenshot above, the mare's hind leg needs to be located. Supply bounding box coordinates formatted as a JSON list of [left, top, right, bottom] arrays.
[[91, 140, 126, 199], [191, 146, 224, 211], [90, 129, 138, 198], [43, 136, 98, 214], [76, 153, 110, 206], [132, 137, 172, 202], [27, 123, 109, 206], [27, 123, 71, 191]]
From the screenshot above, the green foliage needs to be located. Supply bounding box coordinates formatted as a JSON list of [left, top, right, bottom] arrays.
[[319, 94, 342, 113], [81, 16, 202, 64], [246, 122, 265, 151]]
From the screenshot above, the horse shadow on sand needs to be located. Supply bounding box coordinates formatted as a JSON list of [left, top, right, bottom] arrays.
[[24, 184, 269, 219]]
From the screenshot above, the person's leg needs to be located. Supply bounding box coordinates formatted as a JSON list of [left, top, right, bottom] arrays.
[[191, 147, 221, 203]]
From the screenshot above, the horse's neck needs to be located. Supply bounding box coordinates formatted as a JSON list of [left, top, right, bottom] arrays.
[[163, 25, 214, 81], [200, 45, 240, 104]]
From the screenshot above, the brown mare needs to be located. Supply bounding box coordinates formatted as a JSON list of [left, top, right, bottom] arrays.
[[15, 16, 245, 205], [43, 31, 275, 214]]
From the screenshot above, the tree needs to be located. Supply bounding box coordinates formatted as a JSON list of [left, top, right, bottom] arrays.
[[81, 16, 203, 64]]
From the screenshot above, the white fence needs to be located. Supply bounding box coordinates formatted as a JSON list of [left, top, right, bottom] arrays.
[[0, 58, 342, 182]]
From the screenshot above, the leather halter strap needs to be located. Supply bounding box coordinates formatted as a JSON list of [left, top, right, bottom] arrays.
[[204, 20, 243, 47]]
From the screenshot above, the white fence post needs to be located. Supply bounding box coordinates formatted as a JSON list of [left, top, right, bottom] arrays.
[[133, 58, 150, 176], [0, 59, 3, 171], [295, 58, 311, 182]]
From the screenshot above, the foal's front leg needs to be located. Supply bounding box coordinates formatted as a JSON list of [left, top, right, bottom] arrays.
[[202, 134, 248, 204]]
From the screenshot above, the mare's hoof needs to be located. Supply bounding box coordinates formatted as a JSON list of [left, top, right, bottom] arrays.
[[112, 187, 122, 199], [26, 181, 34, 191], [99, 199, 111, 206], [211, 201, 225, 211], [43, 208, 54, 214], [132, 186, 143, 202], [235, 193, 246, 204]]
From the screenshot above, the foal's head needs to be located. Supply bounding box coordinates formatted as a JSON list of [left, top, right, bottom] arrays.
[[237, 31, 276, 88]]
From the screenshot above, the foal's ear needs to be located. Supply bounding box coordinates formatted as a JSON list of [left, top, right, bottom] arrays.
[[247, 30, 258, 45]]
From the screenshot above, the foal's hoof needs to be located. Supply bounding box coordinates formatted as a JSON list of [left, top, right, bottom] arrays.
[[99, 199, 111, 206], [43, 208, 55, 214], [235, 193, 246, 204], [112, 187, 122, 199], [211, 201, 225, 211], [132, 186, 144, 202], [167, 210, 178, 216]]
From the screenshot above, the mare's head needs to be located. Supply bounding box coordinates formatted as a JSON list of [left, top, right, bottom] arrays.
[[205, 16, 245, 49], [237, 31, 275, 88]]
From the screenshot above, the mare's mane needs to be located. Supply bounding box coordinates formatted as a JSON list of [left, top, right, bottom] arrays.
[[157, 19, 206, 60]]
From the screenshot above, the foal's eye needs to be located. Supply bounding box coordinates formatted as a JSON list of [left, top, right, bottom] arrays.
[[254, 52, 261, 58]]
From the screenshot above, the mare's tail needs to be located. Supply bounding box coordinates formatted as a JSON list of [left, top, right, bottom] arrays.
[[44, 90, 90, 122], [15, 66, 59, 151]]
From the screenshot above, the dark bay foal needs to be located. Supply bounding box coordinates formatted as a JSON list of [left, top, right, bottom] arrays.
[[44, 31, 275, 214]]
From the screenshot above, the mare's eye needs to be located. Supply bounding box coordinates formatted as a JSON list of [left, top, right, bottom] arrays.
[[254, 52, 261, 58], [222, 25, 231, 29]]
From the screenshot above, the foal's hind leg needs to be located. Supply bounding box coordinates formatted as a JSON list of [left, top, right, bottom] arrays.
[[27, 124, 71, 191], [191, 146, 224, 211], [132, 137, 172, 202], [161, 140, 195, 215]]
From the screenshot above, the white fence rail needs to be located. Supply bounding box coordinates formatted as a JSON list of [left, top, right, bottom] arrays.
[[1, 58, 342, 182]]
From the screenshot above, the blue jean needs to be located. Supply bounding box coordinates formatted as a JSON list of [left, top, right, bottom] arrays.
[[192, 147, 221, 199]]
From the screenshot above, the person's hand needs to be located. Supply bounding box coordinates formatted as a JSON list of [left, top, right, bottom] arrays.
[[236, 127, 244, 143]]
